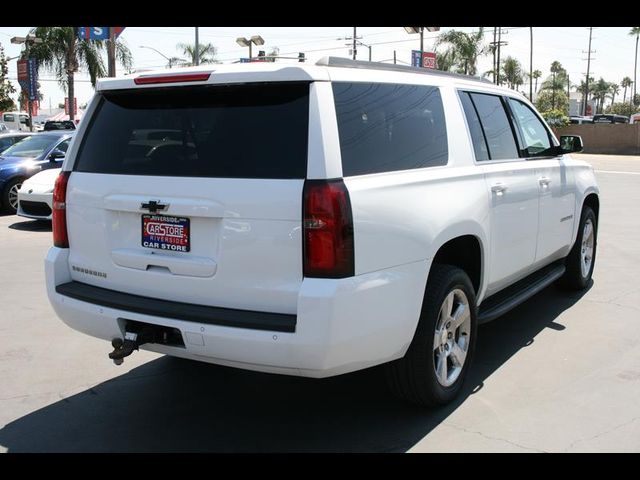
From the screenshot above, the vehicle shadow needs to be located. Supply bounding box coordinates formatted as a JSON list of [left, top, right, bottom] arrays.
[[8, 219, 51, 232], [0, 282, 592, 452]]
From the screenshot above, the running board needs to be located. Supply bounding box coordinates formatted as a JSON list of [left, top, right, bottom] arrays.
[[478, 262, 566, 324]]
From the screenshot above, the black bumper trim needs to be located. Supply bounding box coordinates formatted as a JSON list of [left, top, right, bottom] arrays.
[[55, 281, 297, 333]]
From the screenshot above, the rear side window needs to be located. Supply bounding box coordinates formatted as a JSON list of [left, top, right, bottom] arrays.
[[467, 92, 519, 160], [74, 83, 310, 179], [333, 82, 448, 176], [4, 114, 15, 123], [458, 91, 489, 162]]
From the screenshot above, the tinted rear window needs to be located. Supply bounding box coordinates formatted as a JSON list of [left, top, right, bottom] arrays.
[[333, 82, 448, 176], [74, 83, 310, 179]]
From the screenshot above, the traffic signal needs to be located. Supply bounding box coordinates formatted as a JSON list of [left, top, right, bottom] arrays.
[[298, 52, 305, 63]]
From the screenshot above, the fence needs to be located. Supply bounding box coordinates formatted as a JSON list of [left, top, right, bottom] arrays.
[[552, 124, 640, 155]]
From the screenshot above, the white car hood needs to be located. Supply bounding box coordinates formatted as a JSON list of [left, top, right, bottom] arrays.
[[21, 167, 61, 189]]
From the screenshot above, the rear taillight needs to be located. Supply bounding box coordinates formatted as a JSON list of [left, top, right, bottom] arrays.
[[52, 171, 70, 248], [303, 179, 354, 278]]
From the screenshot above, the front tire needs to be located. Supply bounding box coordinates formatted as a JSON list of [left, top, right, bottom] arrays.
[[558, 205, 597, 290], [2, 177, 23, 214], [385, 264, 478, 407]]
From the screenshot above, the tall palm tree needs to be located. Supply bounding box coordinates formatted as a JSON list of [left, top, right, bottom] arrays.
[[608, 83, 620, 107], [590, 78, 610, 113], [541, 61, 566, 110], [501, 56, 524, 90], [27, 27, 131, 121], [621, 76, 632, 103], [531, 69, 542, 93], [630, 27, 640, 105], [177, 42, 218, 65], [435, 47, 458, 72], [435, 28, 486, 76]]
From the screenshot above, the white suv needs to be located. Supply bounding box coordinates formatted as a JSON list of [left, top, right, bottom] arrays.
[[45, 58, 599, 406]]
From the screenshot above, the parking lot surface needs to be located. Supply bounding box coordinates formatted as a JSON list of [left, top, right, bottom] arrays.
[[1, 154, 639, 452]]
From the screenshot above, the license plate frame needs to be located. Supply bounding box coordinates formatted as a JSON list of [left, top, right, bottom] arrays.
[[141, 214, 190, 252]]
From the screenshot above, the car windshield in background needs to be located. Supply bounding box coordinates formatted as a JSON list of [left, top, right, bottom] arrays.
[[44, 121, 75, 130], [0, 134, 60, 158], [74, 83, 310, 179]]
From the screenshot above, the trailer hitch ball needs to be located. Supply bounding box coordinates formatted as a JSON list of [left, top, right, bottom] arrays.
[[108, 333, 140, 365]]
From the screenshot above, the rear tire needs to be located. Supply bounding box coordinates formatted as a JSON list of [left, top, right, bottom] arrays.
[[384, 264, 478, 407], [558, 205, 597, 290]]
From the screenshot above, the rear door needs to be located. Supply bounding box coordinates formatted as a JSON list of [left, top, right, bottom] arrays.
[[458, 91, 539, 295], [65, 82, 310, 314]]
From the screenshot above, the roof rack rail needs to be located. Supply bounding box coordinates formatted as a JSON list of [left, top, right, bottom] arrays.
[[315, 56, 493, 84]]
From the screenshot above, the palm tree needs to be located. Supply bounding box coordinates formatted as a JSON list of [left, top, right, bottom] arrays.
[[609, 83, 620, 107], [435, 28, 486, 76], [177, 42, 218, 65], [590, 78, 610, 113], [621, 76, 632, 103], [630, 28, 640, 105], [541, 61, 567, 109], [531, 69, 542, 93], [435, 47, 457, 72], [501, 56, 524, 90], [27, 27, 132, 121]]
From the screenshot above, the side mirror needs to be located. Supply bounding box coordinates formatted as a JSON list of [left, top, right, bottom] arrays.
[[559, 135, 583, 154], [48, 149, 66, 161]]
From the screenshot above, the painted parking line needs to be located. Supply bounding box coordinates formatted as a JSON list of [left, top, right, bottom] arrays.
[[594, 170, 640, 175]]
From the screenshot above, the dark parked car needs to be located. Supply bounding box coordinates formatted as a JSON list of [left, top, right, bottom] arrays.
[[43, 120, 76, 131], [0, 131, 74, 213], [0, 132, 32, 154], [593, 114, 629, 124]]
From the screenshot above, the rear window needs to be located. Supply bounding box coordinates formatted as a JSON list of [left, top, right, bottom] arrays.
[[332, 82, 448, 176], [74, 83, 310, 179]]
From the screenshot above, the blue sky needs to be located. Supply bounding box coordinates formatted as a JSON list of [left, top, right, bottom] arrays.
[[0, 26, 637, 111]]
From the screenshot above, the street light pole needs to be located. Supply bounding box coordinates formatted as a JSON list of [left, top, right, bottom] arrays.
[[236, 35, 264, 61]]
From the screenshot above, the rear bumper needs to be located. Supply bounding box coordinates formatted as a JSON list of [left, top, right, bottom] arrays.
[[45, 247, 429, 378]]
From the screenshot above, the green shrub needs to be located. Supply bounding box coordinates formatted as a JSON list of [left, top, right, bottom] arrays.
[[541, 109, 570, 127]]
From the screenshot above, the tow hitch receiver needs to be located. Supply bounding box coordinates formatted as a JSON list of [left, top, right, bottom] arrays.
[[109, 332, 146, 365], [109, 320, 185, 365]]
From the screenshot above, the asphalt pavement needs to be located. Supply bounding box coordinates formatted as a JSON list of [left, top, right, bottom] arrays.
[[0, 154, 639, 452]]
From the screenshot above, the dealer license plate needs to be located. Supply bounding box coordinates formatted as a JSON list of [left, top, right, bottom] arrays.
[[141, 214, 190, 252]]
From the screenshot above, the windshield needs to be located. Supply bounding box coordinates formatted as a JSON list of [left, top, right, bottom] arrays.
[[0, 135, 60, 158]]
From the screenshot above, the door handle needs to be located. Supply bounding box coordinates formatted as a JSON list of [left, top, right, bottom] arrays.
[[491, 183, 508, 194], [539, 177, 551, 187]]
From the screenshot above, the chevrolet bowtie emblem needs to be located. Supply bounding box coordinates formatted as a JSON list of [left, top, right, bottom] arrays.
[[141, 200, 168, 213]]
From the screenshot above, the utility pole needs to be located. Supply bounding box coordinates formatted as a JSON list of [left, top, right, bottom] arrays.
[[529, 27, 533, 101], [353, 27, 357, 60], [492, 27, 497, 84], [583, 27, 595, 116], [195, 27, 200, 66], [490, 27, 507, 85]]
